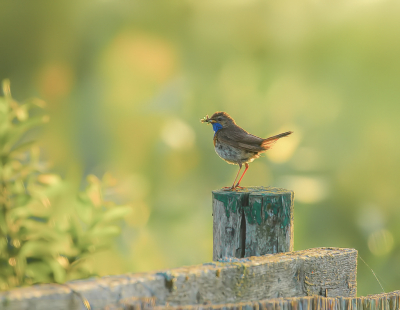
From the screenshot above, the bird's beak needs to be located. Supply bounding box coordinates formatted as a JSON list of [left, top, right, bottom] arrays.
[[201, 115, 216, 124]]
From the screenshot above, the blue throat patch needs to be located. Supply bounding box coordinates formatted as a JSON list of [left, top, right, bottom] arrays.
[[212, 122, 223, 134]]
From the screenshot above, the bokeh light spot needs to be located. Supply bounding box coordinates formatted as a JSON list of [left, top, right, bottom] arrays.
[[291, 147, 323, 171], [267, 127, 301, 163], [368, 229, 394, 256], [101, 31, 178, 108], [357, 204, 385, 234], [161, 119, 195, 150], [56, 256, 69, 268], [8, 258, 16, 266], [37, 63, 74, 101], [278, 175, 329, 204]]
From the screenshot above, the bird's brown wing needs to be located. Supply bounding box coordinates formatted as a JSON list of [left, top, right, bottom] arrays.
[[216, 127, 264, 152]]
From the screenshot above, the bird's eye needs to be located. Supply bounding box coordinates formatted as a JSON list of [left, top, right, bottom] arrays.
[[217, 117, 222, 121]]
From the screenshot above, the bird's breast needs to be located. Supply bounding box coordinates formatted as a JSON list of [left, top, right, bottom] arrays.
[[214, 138, 258, 164]]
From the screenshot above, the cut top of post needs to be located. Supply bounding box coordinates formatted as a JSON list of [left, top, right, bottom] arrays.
[[213, 186, 292, 194], [212, 186, 293, 220], [212, 186, 294, 260]]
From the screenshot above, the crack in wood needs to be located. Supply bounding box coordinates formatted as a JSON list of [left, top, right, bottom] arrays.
[[240, 208, 246, 258]]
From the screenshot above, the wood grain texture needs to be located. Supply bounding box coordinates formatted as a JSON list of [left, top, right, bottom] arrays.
[[149, 291, 400, 310], [0, 248, 356, 310], [213, 187, 294, 260]]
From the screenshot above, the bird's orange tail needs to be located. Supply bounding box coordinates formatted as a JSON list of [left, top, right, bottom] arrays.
[[261, 131, 293, 150]]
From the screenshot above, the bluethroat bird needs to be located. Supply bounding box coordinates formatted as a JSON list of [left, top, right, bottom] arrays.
[[201, 112, 292, 191]]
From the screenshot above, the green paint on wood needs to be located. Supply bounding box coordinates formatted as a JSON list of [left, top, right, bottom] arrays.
[[264, 204, 270, 220], [213, 191, 249, 219], [214, 187, 293, 222], [243, 199, 262, 225], [224, 196, 237, 218], [281, 194, 291, 228], [213, 192, 230, 210], [213, 192, 239, 218], [214, 187, 293, 227], [261, 193, 292, 230]]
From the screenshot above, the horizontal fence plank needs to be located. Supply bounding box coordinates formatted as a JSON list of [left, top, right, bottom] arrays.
[[0, 248, 357, 310], [143, 291, 400, 310]]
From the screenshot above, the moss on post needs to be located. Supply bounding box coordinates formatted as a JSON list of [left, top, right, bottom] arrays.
[[212, 186, 294, 261]]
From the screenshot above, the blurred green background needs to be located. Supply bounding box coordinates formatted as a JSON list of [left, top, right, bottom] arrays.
[[1, 0, 400, 296]]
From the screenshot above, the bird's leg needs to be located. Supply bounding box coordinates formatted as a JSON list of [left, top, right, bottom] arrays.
[[235, 163, 249, 189], [222, 163, 242, 191]]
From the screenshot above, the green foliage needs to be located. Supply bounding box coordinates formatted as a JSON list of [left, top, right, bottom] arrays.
[[0, 80, 131, 290]]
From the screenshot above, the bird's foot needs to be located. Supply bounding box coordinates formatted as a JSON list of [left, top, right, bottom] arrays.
[[234, 185, 245, 190], [222, 186, 236, 191]]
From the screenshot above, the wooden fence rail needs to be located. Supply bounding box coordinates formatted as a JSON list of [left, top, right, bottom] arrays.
[[143, 291, 400, 310], [0, 248, 356, 310]]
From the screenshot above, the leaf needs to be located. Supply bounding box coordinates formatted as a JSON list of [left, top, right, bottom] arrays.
[[77, 193, 93, 205], [19, 241, 55, 259], [8, 205, 32, 221], [91, 225, 121, 237], [21, 222, 69, 246], [2, 79, 11, 97], [1, 116, 45, 154], [66, 259, 93, 281], [94, 206, 132, 225], [25, 262, 53, 284], [8, 140, 36, 157], [75, 199, 94, 225], [0, 98, 9, 133], [11, 180, 26, 195], [15, 106, 28, 121], [15, 256, 26, 282], [0, 210, 8, 235], [20, 98, 46, 110], [37, 174, 61, 186], [15, 194, 31, 207], [47, 258, 66, 283]]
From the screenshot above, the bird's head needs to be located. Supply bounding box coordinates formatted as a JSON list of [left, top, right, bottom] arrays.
[[201, 112, 236, 129]]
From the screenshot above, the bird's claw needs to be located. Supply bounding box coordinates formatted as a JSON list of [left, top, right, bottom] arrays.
[[222, 186, 236, 191], [221, 185, 245, 191]]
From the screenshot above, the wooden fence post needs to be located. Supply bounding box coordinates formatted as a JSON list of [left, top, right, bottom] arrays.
[[213, 186, 294, 261]]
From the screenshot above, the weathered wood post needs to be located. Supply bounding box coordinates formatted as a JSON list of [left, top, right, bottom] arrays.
[[213, 186, 294, 260]]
